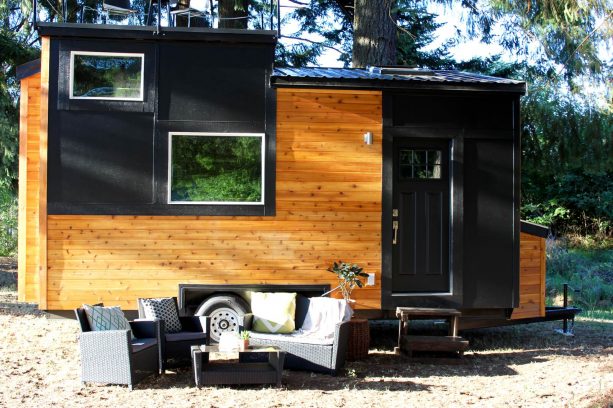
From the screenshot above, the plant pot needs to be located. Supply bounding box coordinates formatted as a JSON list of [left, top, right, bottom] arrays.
[[346, 318, 370, 361], [240, 339, 250, 351]]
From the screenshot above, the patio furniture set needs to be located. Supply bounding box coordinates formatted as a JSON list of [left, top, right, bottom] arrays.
[[74, 294, 354, 390]]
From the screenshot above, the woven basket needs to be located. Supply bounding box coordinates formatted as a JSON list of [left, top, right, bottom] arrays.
[[346, 318, 370, 361]]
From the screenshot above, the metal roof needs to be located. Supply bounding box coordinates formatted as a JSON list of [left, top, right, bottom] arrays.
[[272, 67, 526, 93]]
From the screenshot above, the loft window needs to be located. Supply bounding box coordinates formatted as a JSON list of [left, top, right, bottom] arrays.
[[168, 133, 265, 205], [70, 51, 144, 100], [399, 149, 442, 179]]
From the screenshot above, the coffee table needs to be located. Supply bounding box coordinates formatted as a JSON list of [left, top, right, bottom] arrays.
[[191, 345, 285, 387]]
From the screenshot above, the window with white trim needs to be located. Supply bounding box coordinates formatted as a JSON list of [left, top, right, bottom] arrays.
[[70, 51, 144, 100], [168, 133, 265, 205]]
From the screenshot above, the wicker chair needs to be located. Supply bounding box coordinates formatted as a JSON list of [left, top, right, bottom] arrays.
[[74, 307, 160, 390], [137, 297, 210, 372], [240, 296, 350, 375]]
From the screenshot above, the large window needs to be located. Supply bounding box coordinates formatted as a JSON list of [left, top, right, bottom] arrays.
[[70, 51, 144, 100], [168, 133, 265, 205]]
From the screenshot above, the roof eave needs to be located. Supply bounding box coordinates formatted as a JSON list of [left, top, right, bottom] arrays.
[[36, 22, 278, 44], [271, 77, 527, 94]]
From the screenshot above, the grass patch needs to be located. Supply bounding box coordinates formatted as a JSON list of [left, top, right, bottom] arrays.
[[546, 239, 613, 319], [577, 309, 613, 322]]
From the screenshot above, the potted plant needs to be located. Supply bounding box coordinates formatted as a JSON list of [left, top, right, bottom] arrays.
[[240, 330, 250, 351], [328, 261, 370, 361], [327, 261, 369, 302]]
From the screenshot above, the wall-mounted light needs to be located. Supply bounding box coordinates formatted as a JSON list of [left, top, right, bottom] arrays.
[[363, 131, 373, 145]]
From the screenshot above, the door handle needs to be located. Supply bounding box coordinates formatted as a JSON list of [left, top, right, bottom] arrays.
[[392, 220, 399, 245]]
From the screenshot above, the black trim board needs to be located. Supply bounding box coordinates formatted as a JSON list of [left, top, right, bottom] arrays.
[[178, 284, 330, 315], [37, 23, 277, 44], [16, 59, 41, 80], [272, 78, 526, 94], [520, 220, 549, 238]]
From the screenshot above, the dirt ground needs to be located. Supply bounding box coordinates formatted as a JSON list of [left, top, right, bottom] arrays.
[[0, 264, 611, 407]]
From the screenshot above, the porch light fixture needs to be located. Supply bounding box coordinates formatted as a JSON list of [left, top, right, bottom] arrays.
[[363, 131, 373, 145]]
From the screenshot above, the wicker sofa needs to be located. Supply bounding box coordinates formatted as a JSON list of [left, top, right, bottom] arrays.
[[74, 307, 160, 390], [240, 296, 350, 375]]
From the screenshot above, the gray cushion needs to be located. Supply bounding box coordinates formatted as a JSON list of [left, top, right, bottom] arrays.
[[140, 298, 183, 333], [131, 338, 157, 353], [165, 331, 207, 342], [82, 304, 135, 340]]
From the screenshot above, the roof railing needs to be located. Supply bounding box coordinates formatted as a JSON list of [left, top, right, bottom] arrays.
[[33, 0, 281, 33]]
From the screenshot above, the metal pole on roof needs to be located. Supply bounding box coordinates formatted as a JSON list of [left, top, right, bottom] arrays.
[[269, 0, 273, 30], [32, 0, 38, 28], [276, 0, 280, 36]]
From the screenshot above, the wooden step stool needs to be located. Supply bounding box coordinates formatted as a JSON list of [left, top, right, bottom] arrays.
[[395, 307, 469, 358]]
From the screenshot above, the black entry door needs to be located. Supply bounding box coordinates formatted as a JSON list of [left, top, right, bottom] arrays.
[[392, 138, 450, 293]]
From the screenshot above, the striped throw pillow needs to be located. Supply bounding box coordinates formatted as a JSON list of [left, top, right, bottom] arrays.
[[82, 304, 134, 339]]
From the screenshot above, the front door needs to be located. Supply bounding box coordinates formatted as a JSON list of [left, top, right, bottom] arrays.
[[392, 138, 450, 293]]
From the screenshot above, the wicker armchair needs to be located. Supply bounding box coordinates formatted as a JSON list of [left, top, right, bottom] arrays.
[[240, 296, 350, 375], [137, 297, 210, 372], [74, 307, 160, 390]]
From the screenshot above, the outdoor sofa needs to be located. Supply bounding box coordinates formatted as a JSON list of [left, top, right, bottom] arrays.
[[240, 295, 351, 375]]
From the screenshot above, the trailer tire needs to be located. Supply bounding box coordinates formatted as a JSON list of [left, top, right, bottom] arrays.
[[195, 295, 249, 343]]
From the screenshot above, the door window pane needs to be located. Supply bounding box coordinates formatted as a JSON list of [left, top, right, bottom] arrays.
[[399, 149, 443, 180], [71, 52, 144, 100], [169, 133, 264, 204]]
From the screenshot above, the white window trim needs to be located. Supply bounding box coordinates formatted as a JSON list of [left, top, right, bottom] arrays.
[[168, 132, 266, 205], [69, 51, 145, 101]]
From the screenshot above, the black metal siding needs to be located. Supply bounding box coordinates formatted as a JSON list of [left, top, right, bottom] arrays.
[[46, 33, 276, 216], [381, 91, 520, 310]]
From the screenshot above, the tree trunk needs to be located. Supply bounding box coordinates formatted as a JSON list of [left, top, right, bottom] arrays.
[[352, 0, 397, 68], [218, 0, 249, 29]]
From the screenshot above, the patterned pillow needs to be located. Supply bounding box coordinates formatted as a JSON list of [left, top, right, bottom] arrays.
[[82, 304, 135, 339], [251, 292, 296, 334], [140, 297, 183, 333]]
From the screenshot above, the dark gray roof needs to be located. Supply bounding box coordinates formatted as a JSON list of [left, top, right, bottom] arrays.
[[272, 67, 526, 93]]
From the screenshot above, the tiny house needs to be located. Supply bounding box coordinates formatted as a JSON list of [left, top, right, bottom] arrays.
[[18, 23, 549, 328]]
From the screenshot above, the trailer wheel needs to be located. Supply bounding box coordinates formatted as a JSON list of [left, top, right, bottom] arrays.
[[195, 295, 249, 343]]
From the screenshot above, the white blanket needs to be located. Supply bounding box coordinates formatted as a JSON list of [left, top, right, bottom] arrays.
[[297, 297, 353, 342]]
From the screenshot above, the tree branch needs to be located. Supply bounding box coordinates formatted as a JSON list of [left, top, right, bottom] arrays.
[[280, 35, 343, 54]]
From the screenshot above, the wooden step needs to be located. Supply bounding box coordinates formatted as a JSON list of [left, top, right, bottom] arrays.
[[396, 307, 462, 318], [399, 335, 469, 358]]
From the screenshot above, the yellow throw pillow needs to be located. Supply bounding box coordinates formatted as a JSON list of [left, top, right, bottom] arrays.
[[251, 292, 296, 334]]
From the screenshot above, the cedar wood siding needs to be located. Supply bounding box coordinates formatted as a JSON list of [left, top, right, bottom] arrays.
[[17, 72, 42, 302], [511, 232, 547, 319], [44, 88, 384, 310]]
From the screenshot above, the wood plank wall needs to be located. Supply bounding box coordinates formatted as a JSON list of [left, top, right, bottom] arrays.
[[45, 88, 383, 310], [17, 73, 41, 302], [511, 232, 546, 319]]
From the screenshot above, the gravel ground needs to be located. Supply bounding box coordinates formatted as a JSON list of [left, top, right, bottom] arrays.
[[0, 258, 611, 407]]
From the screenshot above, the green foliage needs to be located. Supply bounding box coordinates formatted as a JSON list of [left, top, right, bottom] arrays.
[[0, 187, 17, 257], [1, 0, 39, 193], [545, 240, 613, 311], [171, 135, 262, 202], [328, 260, 369, 301], [520, 80, 612, 238], [275, 0, 455, 68], [466, 0, 611, 81]]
